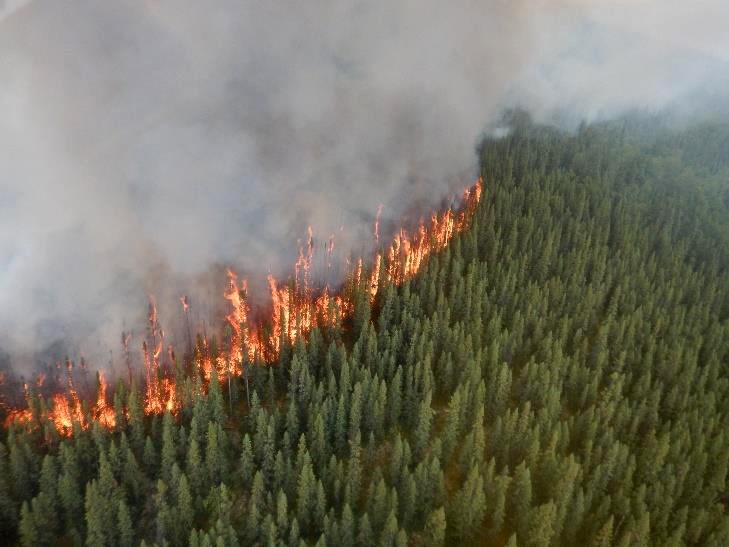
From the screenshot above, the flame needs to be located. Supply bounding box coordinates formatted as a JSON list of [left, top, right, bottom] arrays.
[[218, 177, 482, 364], [370, 253, 382, 301], [224, 269, 251, 368], [144, 377, 177, 415], [142, 327, 174, 414], [3, 381, 33, 429], [3, 178, 482, 435], [4, 408, 33, 428], [50, 393, 84, 434], [94, 372, 116, 429]]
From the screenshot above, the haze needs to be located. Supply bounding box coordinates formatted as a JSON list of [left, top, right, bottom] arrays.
[[1, 0, 727, 370]]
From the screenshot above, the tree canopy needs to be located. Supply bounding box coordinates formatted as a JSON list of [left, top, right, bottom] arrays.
[[2, 114, 729, 545]]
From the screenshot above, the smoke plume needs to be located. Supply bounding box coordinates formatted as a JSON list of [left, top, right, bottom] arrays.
[[1, 0, 728, 371]]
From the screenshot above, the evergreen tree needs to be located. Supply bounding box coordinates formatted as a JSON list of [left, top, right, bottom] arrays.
[[3, 117, 729, 547], [297, 456, 316, 535], [160, 411, 177, 483], [341, 503, 355, 547], [177, 473, 195, 535], [208, 369, 226, 425], [18, 502, 37, 547], [423, 507, 446, 547], [357, 513, 374, 547], [85, 481, 108, 547], [205, 422, 226, 485], [116, 499, 134, 547], [413, 391, 433, 460]]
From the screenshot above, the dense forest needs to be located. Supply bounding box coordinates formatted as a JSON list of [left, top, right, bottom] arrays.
[[2, 114, 729, 546]]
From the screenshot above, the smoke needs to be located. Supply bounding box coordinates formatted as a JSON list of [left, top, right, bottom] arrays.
[[1, 0, 728, 371]]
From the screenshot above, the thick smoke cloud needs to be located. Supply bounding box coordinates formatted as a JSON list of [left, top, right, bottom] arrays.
[[1, 0, 728, 370]]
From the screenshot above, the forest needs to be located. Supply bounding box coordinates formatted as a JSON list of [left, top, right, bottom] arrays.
[[1, 113, 729, 546]]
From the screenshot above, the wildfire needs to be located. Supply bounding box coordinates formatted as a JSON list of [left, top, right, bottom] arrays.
[[3, 177, 482, 435], [375, 204, 383, 243], [218, 177, 482, 366], [50, 391, 84, 435], [224, 269, 251, 370], [94, 372, 116, 429]]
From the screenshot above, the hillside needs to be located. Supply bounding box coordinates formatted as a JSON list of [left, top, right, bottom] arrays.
[[3, 116, 729, 546]]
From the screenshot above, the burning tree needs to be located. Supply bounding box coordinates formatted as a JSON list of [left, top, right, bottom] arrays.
[[2, 177, 482, 436]]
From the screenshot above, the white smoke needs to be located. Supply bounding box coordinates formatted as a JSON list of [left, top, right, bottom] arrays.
[[1, 0, 727, 370]]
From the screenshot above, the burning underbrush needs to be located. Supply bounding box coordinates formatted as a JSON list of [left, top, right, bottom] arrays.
[[1, 178, 482, 437]]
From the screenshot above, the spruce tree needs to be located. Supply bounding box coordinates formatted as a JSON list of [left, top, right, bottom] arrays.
[[423, 507, 446, 547], [116, 499, 134, 547]]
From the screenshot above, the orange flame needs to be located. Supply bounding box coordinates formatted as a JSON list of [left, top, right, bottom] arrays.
[[94, 371, 116, 429], [220, 177, 482, 363], [375, 204, 383, 243], [4, 177, 482, 435]]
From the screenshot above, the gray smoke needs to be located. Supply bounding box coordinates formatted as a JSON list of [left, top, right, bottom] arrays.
[[1, 0, 728, 371]]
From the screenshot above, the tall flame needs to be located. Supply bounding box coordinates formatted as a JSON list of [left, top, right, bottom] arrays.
[[3, 178, 482, 435]]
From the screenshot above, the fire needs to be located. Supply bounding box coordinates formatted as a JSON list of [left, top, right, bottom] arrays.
[[3, 381, 33, 428], [216, 177, 482, 366], [144, 377, 177, 415], [224, 269, 252, 368], [142, 330, 176, 414], [374, 204, 383, 243], [50, 391, 84, 435], [3, 177, 482, 435], [4, 408, 33, 428], [370, 253, 382, 301], [4, 361, 115, 437], [94, 371, 116, 429]]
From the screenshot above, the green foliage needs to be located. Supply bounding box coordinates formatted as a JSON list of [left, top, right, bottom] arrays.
[[424, 507, 446, 546], [116, 499, 134, 547], [3, 115, 729, 545]]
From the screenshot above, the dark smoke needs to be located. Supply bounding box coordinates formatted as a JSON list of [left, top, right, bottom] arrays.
[[1, 0, 728, 372]]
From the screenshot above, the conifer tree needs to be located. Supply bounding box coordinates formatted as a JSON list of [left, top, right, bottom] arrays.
[[207, 369, 226, 425], [357, 513, 374, 547], [18, 502, 37, 547], [296, 456, 316, 535], [127, 383, 145, 452], [340, 503, 355, 547], [423, 507, 446, 547], [205, 422, 226, 485], [177, 472, 195, 534], [413, 391, 433, 460], [160, 411, 177, 483], [277, 489, 289, 532], [240, 433, 255, 489], [116, 499, 134, 547], [379, 510, 399, 547], [85, 481, 107, 547]]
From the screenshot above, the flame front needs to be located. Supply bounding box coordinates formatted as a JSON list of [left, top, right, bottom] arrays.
[[222, 177, 482, 364], [3, 178, 482, 435]]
